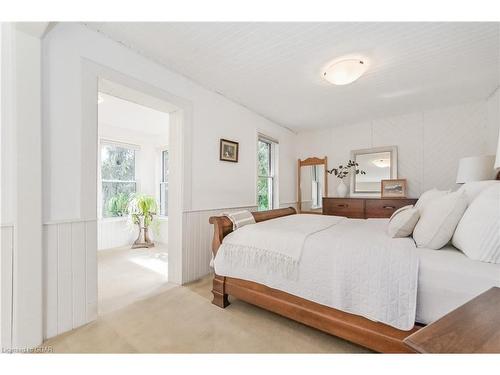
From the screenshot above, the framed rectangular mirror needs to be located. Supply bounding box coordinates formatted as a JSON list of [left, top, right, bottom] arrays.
[[298, 157, 328, 213], [350, 146, 398, 196]]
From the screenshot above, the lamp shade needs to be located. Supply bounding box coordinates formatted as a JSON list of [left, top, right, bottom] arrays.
[[456, 155, 496, 184]]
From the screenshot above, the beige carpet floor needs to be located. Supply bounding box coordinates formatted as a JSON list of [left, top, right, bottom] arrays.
[[98, 244, 173, 315], [43, 275, 369, 353]]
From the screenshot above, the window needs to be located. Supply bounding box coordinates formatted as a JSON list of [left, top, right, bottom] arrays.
[[159, 149, 169, 216], [257, 135, 278, 211], [100, 143, 137, 218]]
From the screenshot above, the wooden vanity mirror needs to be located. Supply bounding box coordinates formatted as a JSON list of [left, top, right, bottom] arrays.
[[297, 157, 328, 214]]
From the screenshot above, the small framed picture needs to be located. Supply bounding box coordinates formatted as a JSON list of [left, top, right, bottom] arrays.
[[381, 179, 407, 198], [219, 138, 239, 162]]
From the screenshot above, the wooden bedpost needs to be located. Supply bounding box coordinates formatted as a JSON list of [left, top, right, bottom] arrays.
[[212, 275, 230, 308], [209, 207, 297, 308]]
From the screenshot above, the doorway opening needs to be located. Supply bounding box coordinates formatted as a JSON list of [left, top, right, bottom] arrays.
[[96, 81, 174, 315]]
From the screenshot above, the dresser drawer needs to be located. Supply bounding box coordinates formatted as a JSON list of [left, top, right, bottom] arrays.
[[323, 198, 365, 219], [365, 199, 416, 218]]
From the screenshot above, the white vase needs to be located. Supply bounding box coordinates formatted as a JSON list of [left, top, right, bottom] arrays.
[[337, 179, 348, 197]]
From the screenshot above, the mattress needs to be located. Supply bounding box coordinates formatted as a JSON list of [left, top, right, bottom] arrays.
[[415, 245, 500, 324], [215, 217, 500, 327]]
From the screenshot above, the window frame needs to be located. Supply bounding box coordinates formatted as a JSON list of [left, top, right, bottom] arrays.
[[98, 139, 139, 220], [256, 134, 279, 211]]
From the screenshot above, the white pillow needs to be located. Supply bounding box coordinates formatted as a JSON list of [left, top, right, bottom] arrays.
[[452, 184, 500, 263], [387, 206, 420, 238], [389, 205, 414, 220], [413, 190, 468, 249], [456, 180, 500, 205], [414, 188, 450, 213]]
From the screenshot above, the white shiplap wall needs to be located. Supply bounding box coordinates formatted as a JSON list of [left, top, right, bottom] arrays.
[[297, 100, 499, 198], [43, 219, 97, 339], [1, 224, 13, 349], [181, 206, 256, 283]]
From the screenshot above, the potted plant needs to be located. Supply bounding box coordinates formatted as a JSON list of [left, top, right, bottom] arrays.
[[327, 160, 366, 197], [127, 193, 159, 249], [107, 192, 130, 217]]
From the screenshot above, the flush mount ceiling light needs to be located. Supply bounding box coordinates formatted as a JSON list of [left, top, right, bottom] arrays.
[[372, 158, 390, 168], [322, 59, 368, 85]]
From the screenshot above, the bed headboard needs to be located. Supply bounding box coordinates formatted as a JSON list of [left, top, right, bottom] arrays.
[[208, 207, 297, 256]]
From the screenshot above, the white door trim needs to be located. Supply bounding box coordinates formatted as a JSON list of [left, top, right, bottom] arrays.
[[81, 59, 191, 307]]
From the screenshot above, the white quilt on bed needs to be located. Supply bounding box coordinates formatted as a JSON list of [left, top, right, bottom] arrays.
[[219, 214, 342, 278], [214, 217, 419, 330]]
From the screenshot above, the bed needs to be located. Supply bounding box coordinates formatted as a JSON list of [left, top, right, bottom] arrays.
[[209, 207, 500, 353]]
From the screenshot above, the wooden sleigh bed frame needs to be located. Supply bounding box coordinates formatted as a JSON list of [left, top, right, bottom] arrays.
[[209, 207, 423, 353]]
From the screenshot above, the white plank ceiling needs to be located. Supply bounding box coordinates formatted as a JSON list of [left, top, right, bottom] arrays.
[[85, 22, 500, 132]]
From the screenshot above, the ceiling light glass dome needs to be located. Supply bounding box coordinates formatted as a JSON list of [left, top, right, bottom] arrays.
[[322, 59, 368, 85]]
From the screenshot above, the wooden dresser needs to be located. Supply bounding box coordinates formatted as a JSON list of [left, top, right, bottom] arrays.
[[322, 197, 418, 219]]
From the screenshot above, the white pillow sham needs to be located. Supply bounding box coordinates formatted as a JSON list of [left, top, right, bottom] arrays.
[[387, 206, 420, 238], [456, 180, 499, 205], [414, 188, 450, 213], [452, 184, 500, 263], [389, 205, 413, 220], [413, 190, 468, 249]]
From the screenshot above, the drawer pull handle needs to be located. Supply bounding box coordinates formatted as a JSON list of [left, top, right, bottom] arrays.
[[383, 205, 396, 209], [336, 204, 349, 208]]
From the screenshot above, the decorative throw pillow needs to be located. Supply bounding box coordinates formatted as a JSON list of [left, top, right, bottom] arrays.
[[387, 206, 420, 238], [456, 180, 499, 205], [222, 210, 256, 230], [414, 188, 450, 213], [389, 205, 413, 220], [413, 190, 468, 249], [452, 184, 500, 263]]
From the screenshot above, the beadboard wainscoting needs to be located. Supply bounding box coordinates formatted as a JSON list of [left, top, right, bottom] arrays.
[[98, 218, 136, 250], [181, 205, 257, 283], [98, 217, 169, 251], [43, 219, 97, 339], [1, 224, 14, 349], [155, 217, 169, 245]]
